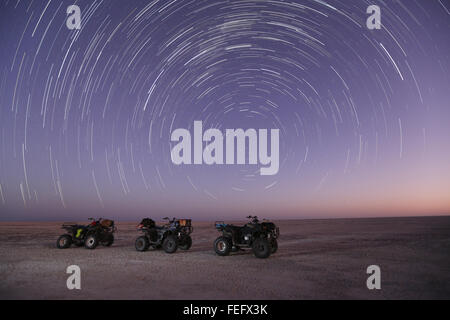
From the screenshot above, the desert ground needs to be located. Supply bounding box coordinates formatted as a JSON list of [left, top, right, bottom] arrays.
[[0, 216, 449, 300]]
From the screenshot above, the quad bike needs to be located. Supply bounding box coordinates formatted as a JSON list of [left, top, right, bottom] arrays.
[[135, 217, 193, 254], [214, 216, 280, 259], [56, 218, 116, 250]]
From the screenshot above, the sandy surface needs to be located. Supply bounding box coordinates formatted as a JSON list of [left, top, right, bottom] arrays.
[[0, 216, 449, 300]]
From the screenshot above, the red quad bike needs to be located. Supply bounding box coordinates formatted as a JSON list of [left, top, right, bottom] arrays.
[[56, 218, 116, 250], [214, 216, 280, 259]]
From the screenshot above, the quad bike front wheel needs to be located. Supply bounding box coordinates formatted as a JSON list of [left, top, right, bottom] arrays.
[[101, 234, 114, 247], [252, 238, 271, 259], [57, 235, 72, 249], [135, 236, 150, 252], [162, 235, 178, 254], [178, 235, 192, 250], [214, 236, 232, 256], [84, 234, 99, 250]]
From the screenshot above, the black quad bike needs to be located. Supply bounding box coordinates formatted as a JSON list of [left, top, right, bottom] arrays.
[[214, 216, 280, 259], [135, 217, 193, 254], [56, 218, 116, 250]]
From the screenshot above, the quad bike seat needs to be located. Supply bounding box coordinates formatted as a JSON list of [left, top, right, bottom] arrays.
[[225, 225, 243, 231]]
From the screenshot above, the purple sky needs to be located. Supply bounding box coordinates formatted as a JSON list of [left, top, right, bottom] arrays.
[[0, 0, 449, 221]]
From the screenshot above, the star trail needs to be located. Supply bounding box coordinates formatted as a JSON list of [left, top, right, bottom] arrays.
[[0, 0, 449, 220]]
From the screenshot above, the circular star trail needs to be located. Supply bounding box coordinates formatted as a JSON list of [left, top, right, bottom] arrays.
[[0, 0, 449, 220]]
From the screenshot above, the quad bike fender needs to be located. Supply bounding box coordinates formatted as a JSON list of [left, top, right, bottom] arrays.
[[75, 228, 85, 239]]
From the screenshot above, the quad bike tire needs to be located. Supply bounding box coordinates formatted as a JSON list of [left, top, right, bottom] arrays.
[[135, 236, 150, 252], [57, 235, 72, 249], [252, 238, 272, 259], [84, 233, 99, 250], [178, 235, 192, 250], [162, 235, 178, 254], [270, 239, 278, 254], [214, 236, 232, 256], [101, 234, 114, 247]]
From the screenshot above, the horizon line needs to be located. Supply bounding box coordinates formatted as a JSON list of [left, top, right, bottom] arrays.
[[1, 214, 449, 223]]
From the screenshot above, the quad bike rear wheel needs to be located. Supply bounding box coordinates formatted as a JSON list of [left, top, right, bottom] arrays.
[[214, 236, 232, 256], [57, 235, 72, 249], [178, 235, 192, 250], [135, 236, 150, 252], [252, 238, 271, 259], [101, 234, 114, 247], [162, 235, 178, 253], [270, 239, 278, 254], [84, 234, 98, 250]]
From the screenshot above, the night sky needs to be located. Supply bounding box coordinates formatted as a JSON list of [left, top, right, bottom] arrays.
[[0, 0, 449, 221]]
